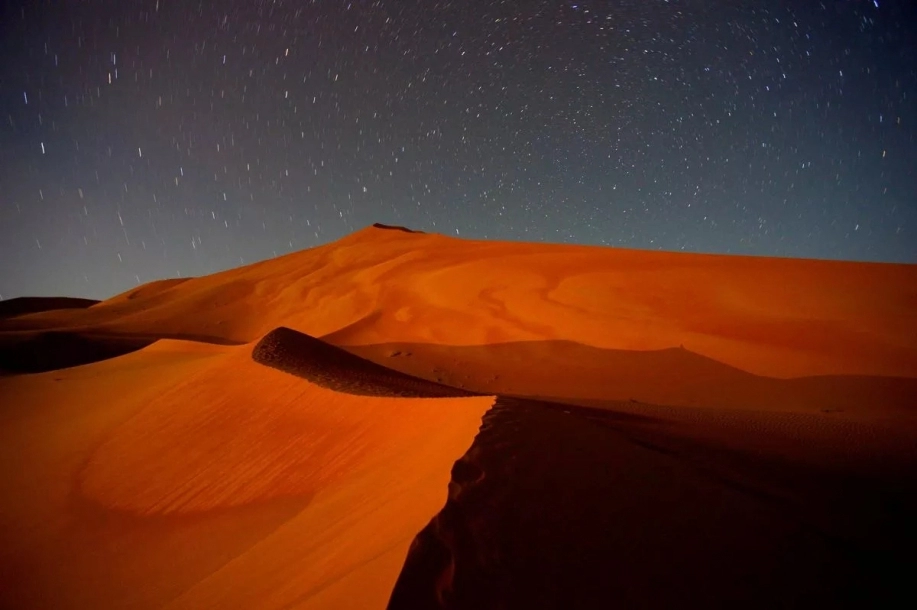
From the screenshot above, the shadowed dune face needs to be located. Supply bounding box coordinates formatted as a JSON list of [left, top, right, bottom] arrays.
[[0, 330, 243, 374], [388, 397, 917, 609], [0, 297, 99, 319], [0, 331, 156, 374]]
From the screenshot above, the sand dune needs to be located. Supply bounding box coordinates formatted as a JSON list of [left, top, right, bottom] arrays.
[[2, 224, 914, 378], [0, 296, 98, 319], [0, 331, 492, 609], [1, 225, 915, 608]]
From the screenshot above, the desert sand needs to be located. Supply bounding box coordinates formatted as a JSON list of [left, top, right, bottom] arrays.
[[1, 223, 915, 608]]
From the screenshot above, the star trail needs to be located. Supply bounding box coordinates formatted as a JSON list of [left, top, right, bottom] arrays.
[[1, 0, 915, 299]]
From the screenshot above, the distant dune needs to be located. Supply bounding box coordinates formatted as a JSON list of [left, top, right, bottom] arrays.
[[1, 225, 915, 609], [0, 296, 98, 319], [0, 330, 155, 374]]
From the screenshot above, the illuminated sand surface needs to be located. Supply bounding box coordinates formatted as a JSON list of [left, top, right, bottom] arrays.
[[0, 336, 491, 609], [1, 224, 915, 608]]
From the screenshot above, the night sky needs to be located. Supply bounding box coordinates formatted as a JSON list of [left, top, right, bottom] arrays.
[[1, 0, 915, 300]]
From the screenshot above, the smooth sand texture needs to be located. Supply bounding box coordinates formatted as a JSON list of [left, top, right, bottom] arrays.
[[1, 224, 915, 608], [0, 338, 492, 609]]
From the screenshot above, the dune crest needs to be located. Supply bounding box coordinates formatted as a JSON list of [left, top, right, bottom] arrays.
[[3, 225, 914, 378], [252, 326, 474, 397]]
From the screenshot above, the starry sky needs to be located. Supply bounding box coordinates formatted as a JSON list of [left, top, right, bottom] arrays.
[[1, 0, 915, 300]]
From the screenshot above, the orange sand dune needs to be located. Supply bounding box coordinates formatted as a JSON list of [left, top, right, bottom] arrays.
[[2, 224, 914, 378], [1, 225, 916, 608], [0, 333, 492, 609]]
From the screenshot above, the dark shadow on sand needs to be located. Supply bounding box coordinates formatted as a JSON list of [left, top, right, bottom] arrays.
[[252, 327, 475, 398], [0, 330, 244, 374], [387, 396, 917, 609], [0, 331, 157, 374]]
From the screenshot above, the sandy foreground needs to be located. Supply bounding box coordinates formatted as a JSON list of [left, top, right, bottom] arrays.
[[0, 336, 491, 609], [1, 224, 916, 608]]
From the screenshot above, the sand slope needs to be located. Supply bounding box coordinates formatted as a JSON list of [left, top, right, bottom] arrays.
[[0, 332, 492, 609]]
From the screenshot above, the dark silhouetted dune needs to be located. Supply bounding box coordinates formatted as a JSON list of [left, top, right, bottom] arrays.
[[0, 296, 98, 319], [371, 222, 426, 234], [0, 330, 155, 373]]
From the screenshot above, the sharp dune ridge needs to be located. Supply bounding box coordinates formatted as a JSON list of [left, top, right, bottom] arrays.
[[252, 327, 477, 398], [0, 225, 915, 609]]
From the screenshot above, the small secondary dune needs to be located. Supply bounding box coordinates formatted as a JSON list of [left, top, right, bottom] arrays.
[[253, 326, 475, 397]]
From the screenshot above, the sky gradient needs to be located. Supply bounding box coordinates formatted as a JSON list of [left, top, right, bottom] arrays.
[[1, 0, 915, 299]]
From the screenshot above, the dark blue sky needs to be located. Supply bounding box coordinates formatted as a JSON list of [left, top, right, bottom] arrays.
[[1, 0, 915, 299]]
